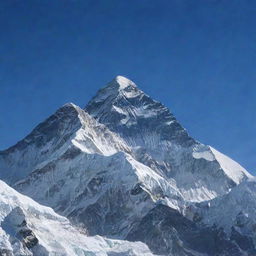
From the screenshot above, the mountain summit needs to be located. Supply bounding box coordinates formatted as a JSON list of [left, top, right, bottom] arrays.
[[0, 76, 254, 255], [111, 75, 137, 90], [86, 76, 194, 147]]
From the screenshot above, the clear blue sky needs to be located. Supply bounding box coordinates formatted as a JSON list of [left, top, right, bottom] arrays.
[[0, 0, 255, 173]]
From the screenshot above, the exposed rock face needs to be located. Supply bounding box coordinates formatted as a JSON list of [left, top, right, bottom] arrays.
[[127, 205, 243, 256], [0, 76, 254, 255], [0, 250, 13, 256], [2, 207, 38, 250]]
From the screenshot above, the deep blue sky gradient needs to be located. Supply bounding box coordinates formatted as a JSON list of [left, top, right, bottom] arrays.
[[0, 0, 255, 173]]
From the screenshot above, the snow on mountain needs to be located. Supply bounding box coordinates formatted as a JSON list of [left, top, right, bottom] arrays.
[[182, 177, 256, 255], [86, 76, 251, 201], [0, 103, 129, 184], [0, 102, 183, 239], [209, 146, 252, 184], [0, 103, 82, 183], [196, 177, 256, 232], [86, 76, 194, 148], [0, 75, 254, 255], [0, 179, 154, 256], [13, 132, 184, 238]]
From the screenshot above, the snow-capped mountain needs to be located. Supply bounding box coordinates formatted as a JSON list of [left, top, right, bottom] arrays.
[[0, 76, 254, 255]]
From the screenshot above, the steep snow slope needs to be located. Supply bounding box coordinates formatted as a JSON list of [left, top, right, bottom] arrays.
[[209, 146, 251, 184], [0, 179, 154, 256]]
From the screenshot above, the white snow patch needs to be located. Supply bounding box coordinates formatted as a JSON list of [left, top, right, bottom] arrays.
[[115, 75, 136, 90], [192, 148, 215, 162], [210, 146, 252, 184]]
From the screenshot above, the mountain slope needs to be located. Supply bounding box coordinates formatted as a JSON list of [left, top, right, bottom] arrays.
[[86, 76, 251, 201], [0, 179, 154, 256], [0, 103, 130, 184], [196, 177, 256, 232], [182, 177, 256, 255]]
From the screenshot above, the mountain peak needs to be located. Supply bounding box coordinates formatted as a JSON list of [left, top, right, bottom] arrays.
[[113, 75, 137, 90], [86, 76, 141, 107], [86, 77, 195, 148], [102, 75, 138, 97]]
